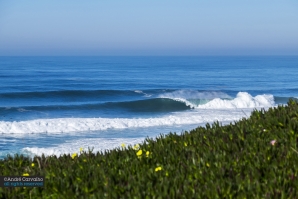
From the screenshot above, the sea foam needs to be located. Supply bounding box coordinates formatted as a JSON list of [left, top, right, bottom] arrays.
[[0, 109, 253, 134]]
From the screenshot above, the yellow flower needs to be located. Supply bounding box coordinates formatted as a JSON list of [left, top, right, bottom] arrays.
[[133, 144, 140, 150], [146, 151, 150, 157], [155, 166, 162, 172], [80, 147, 83, 152], [71, 153, 77, 159], [184, 142, 188, 147], [121, 143, 126, 148], [206, 163, 210, 167], [31, 163, 35, 167], [23, 173, 29, 176], [136, 149, 142, 156]]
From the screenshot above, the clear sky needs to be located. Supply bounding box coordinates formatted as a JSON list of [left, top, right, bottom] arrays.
[[0, 0, 297, 56]]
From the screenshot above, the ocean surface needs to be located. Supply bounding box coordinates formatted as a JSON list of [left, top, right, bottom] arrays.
[[0, 56, 297, 159]]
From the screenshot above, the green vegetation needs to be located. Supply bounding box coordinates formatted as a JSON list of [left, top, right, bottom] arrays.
[[1, 100, 298, 198]]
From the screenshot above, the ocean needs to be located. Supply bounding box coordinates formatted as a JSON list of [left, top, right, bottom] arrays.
[[0, 56, 297, 159]]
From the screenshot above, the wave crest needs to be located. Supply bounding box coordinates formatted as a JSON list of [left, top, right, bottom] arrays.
[[197, 92, 274, 109]]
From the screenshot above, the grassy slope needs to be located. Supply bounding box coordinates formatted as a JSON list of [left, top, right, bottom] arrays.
[[1, 100, 298, 198]]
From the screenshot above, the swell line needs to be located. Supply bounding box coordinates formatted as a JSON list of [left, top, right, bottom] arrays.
[[0, 98, 191, 115]]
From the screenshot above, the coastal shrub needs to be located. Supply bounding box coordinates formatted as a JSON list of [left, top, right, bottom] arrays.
[[1, 100, 298, 198]]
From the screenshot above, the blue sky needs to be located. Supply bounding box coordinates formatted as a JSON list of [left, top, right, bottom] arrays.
[[0, 0, 297, 56]]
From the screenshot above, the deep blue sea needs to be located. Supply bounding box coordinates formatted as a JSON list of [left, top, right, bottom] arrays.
[[0, 56, 297, 158]]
